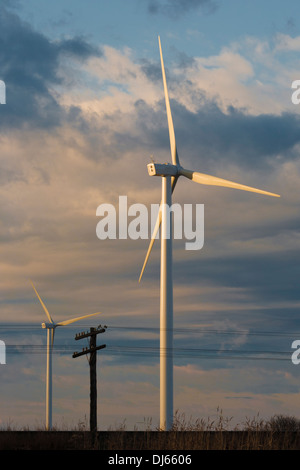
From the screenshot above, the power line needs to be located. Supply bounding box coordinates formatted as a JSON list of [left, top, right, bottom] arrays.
[[1, 323, 298, 362], [108, 326, 300, 338], [0, 324, 299, 338], [3, 344, 294, 361]]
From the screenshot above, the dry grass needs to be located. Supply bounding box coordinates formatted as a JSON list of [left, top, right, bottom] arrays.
[[1, 410, 300, 450]]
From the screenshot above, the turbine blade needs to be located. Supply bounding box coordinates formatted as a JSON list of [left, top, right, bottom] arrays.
[[30, 280, 54, 324], [139, 208, 161, 283], [158, 36, 180, 166], [179, 168, 280, 198], [56, 312, 102, 327], [139, 176, 178, 282]]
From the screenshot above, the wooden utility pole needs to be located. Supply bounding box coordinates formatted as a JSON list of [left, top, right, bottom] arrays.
[[72, 326, 106, 433]]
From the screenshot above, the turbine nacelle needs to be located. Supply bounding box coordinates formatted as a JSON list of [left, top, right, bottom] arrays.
[[41, 322, 56, 329], [147, 162, 178, 177]]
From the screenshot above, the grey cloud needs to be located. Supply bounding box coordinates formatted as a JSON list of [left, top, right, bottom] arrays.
[[56, 37, 100, 59], [174, 253, 298, 299], [175, 103, 300, 170], [147, 0, 218, 19], [139, 59, 163, 83], [140, 54, 195, 83], [129, 97, 300, 172], [90, 92, 300, 178], [173, 252, 300, 346], [1, 0, 20, 8], [0, 6, 101, 129]]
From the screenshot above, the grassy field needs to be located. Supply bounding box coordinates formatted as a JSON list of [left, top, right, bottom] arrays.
[[1, 429, 300, 450], [1, 412, 300, 450]]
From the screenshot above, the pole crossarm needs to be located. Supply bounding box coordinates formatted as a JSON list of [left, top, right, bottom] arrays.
[[72, 344, 106, 358], [75, 325, 107, 340]]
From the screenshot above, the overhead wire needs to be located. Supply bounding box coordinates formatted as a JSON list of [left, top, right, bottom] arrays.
[[3, 344, 294, 362], [1, 324, 297, 362], [0, 324, 299, 337]]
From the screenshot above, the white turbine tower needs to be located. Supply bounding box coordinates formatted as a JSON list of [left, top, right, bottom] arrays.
[[139, 36, 280, 431], [30, 280, 102, 430]]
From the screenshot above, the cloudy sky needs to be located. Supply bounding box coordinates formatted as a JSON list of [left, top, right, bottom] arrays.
[[1, 0, 300, 431]]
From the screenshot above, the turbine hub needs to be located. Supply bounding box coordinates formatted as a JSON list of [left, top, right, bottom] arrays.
[[147, 163, 178, 177]]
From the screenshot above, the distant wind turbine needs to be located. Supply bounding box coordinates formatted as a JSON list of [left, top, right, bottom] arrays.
[[139, 36, 280, 431], [30, 280, 102, 430]]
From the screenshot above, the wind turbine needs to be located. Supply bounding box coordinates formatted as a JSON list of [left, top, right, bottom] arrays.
[[139, 36, 280, 431], [30, 280, 102, 430]]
